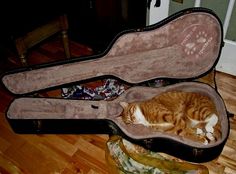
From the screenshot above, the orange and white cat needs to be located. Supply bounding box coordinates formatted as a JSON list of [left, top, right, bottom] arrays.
[[119, 91, 221, 145]]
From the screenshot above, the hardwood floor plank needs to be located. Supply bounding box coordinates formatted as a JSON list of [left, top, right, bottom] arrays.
[[218, 155, 236, 171], [224, 167, 236, 174], [75, 137, 107, 165], [0, 118, 26, 152], [203, 160, 225, 174], [0, 137, 10, 153], [0, 152, 26, 174], [72, 150, 108, 174], [21, 134, 79, 156]]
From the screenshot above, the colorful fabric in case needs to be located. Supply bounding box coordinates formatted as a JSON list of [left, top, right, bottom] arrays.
[[106, 135, 209, 174]]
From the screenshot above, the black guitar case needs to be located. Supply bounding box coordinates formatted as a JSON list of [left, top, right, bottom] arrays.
[[1, 8, 229, 163]]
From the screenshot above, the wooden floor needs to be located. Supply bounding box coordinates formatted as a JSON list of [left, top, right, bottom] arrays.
[[0, 38, 236, 174]]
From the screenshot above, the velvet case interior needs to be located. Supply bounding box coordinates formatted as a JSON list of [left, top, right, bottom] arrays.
[[7, 82, 229, 148], [2, 9, 222, 95]]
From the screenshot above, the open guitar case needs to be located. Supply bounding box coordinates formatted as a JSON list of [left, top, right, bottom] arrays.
[[1, 8, 230, 163]]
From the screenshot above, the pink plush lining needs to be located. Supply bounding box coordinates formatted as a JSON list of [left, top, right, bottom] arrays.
[[7, 82, 228, 148], [3, 12, 221, 94]]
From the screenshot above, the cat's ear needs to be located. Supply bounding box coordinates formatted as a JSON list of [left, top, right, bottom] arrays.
[[119, 101, 128, 109]]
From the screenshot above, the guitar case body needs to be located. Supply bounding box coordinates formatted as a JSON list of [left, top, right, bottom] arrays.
[[2, 8, 229, 163]]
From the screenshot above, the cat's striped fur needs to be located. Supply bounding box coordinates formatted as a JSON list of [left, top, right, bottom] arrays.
[[120, 91, 221, 145]]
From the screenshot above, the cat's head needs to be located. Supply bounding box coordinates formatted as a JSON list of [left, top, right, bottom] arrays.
[[119, 101, 137, 124]]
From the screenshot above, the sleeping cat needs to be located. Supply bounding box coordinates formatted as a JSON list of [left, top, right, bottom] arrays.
[[119, 91, 221, 145]]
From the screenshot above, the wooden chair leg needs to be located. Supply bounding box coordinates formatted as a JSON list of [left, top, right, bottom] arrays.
[[19, 54, 27, 66], [62, 30, 70, 58]]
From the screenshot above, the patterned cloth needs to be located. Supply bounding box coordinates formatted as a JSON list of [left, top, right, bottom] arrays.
[[106, 136, 209, 174], [61, 78, 173, 100], [62, 78, 128, 100]]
